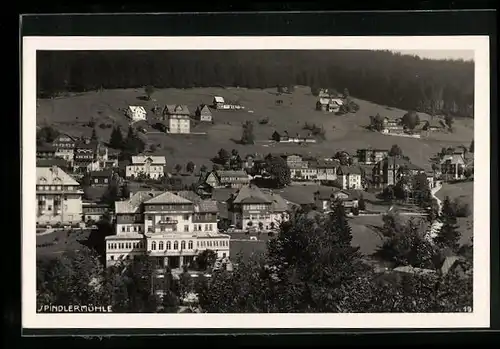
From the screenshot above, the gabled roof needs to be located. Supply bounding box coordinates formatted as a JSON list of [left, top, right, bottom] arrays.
[[115, 190, 163, 214], [315, 187, 341, 200], [197, 105, 212, 115], [37, 144, 56, 152], [267, 192, 288, 212], [36, 158, 71, 168], [329, 98, 344, 106], [216, 170, 249, 179], [89, 169, 114, 178], [233, 185, 272, 204], [175, 190, 218, 213], [440, 255, 464, 276], [36, 166, 80, 186], [144, 191, 193, 205], [338, 165, 362, 175], [128, 106, 147, 114], [130, 155, 166, 165], [164, 104, 190, 115], [213, 96, 225, 103], [310, 158, 340, 169], [318, 98, 330, 105]]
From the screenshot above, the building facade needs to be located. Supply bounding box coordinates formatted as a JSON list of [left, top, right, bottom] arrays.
[[163, 105, 191, 134], [195, 105, 213, 122], [227, 185, 290, 230], [52, 134, 76, 163], [126, 106, 147, 122], [36, 166, 83, 225], [337, 166, 363, 190], [356, 148, 389, 165], [106, 190, 230, 269], [82, 202, 110, 223], [204, 170, 250, 189], [125, 155, 166, 180], [36, 144, 57, 160]]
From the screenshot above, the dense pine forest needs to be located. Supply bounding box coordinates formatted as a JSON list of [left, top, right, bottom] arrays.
[[37, 50, 474, 117]]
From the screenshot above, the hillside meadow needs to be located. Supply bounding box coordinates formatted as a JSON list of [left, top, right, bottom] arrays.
[[36, 86, 474, 172]]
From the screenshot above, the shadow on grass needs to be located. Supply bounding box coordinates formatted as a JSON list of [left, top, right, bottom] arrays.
[[78, 221, 114, 265], [136, 96, 150, 101]]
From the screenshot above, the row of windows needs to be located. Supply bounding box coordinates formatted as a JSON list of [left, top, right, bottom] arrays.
[[37, 185, 74, 191], [146, 204, 193, 211], [121, 225, 142, 233], [243, 204, 269, 210], [194, 224, 213, 232], [127, 166, 164, 172], [150, 239, 228, 251], [151, 214, 190, 221], [54, 143, 74, 148], [108, 241, 145, 250]]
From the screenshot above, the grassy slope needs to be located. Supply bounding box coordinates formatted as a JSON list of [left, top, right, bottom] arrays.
[[435, 181, 474, 245], [37, 86, 474, 172]]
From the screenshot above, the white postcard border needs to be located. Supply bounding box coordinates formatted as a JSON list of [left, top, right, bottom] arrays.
[[22, 36, 490, 329]]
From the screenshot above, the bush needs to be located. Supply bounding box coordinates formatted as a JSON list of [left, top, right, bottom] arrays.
[[258, 117, 269, 125], [453, 199, 471, 217]]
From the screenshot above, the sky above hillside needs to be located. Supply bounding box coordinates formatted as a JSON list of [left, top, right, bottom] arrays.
[[393, 50, 474, 62]]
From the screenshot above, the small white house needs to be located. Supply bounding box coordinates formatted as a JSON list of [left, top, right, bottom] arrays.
[[125, 106, 147, 122]]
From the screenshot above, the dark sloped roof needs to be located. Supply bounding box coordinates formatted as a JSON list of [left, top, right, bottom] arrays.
[[233, 185, 272, 204]]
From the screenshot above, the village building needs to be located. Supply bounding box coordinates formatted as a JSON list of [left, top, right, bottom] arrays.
[[337, 165, 363, 190], [372, 156, 425, 188], [422, 119, 445, 133], [52, 134, 76, 163], [88, 169, 114, 186], [271, 130, 317, 144], [37, 158, 73, 173], [243, 153, 266, 172], [313, 188, 361, 212], [356, 148, 389, 165], [106, 190, 230, 269], [212, 95, 243, 110], [316, 97, 344, 113], [195, 104, 213, 122], [36, 144, 57, 160], [226, 184, 289, 231], [381, 117, 405, 134], [162, 105, 191, 134], [439, 150, 467, 181], [204, 170, 251, 189], [312, 158, 339, 181], [36, 166, 83, 225], [82, 202, 110, 223], [212, 96, 225, 109], [125, 155, 166, 180], [125, 106, 147, 122]]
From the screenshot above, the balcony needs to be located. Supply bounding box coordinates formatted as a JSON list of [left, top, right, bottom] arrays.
[[158, 220, 178, 225]]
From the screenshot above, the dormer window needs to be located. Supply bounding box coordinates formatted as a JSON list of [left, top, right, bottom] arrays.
[[39, 177, 47, 183]]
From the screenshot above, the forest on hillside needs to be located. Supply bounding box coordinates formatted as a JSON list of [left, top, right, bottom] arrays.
[[37, 50, 474, 117]]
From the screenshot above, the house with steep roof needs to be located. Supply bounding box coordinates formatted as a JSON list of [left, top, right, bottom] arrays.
[[88, 169, 115, 186], [125, 105, 147, 122], [204, 170, 250, 189], [439, 151, 467, 181], [372, 156, 424, 188], [162, 104, 191, 134], [337, 165, 363, 190], [226, 184, 290, 231], [36, 166, 83, 225], [314, 188, 361, 211], [212, 96, 225, 109], [271, 130, 317, 144], [126, 155, 166, 180], [195, 104, 213, 122]]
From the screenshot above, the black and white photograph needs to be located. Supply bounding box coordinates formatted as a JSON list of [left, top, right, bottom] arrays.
[[22, 36, 490, 330]]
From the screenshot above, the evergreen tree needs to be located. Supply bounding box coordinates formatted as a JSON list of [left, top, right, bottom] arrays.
[[388, 144, 403, 157], [91, 128, 98, 141], [266, 155, 291, 188], [240, 120, 255, 145], [109, 126, 124, 149], [434, 196, 461, 252]]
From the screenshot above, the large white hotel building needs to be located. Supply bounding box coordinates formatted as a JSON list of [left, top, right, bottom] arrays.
[[105, 190, 230, 269]]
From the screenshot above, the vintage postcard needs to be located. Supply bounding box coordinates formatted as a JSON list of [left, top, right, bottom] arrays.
[[22, 36, 490, 330]]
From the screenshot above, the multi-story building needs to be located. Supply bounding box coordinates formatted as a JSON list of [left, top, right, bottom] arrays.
[[314, 188, 360, 212], [82, 202, 110, 223], [310, 159, 339, 181], [204, 170, 250, 189], [125, 155, 166, 180], [337, 166, 363, 190], [52, 134, 76, 163], [284, 154, 338, 182], [36, 144, 57, 160], [125, 106, 147, 122], [439, 151, 466, 181], [227, 184, 289, 231], [162, 105, 191, 134], [372, 156, 425, 188], [356, 148, 389, 165], [36, 166, 83, 225], [106, 190, 230, 269]]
